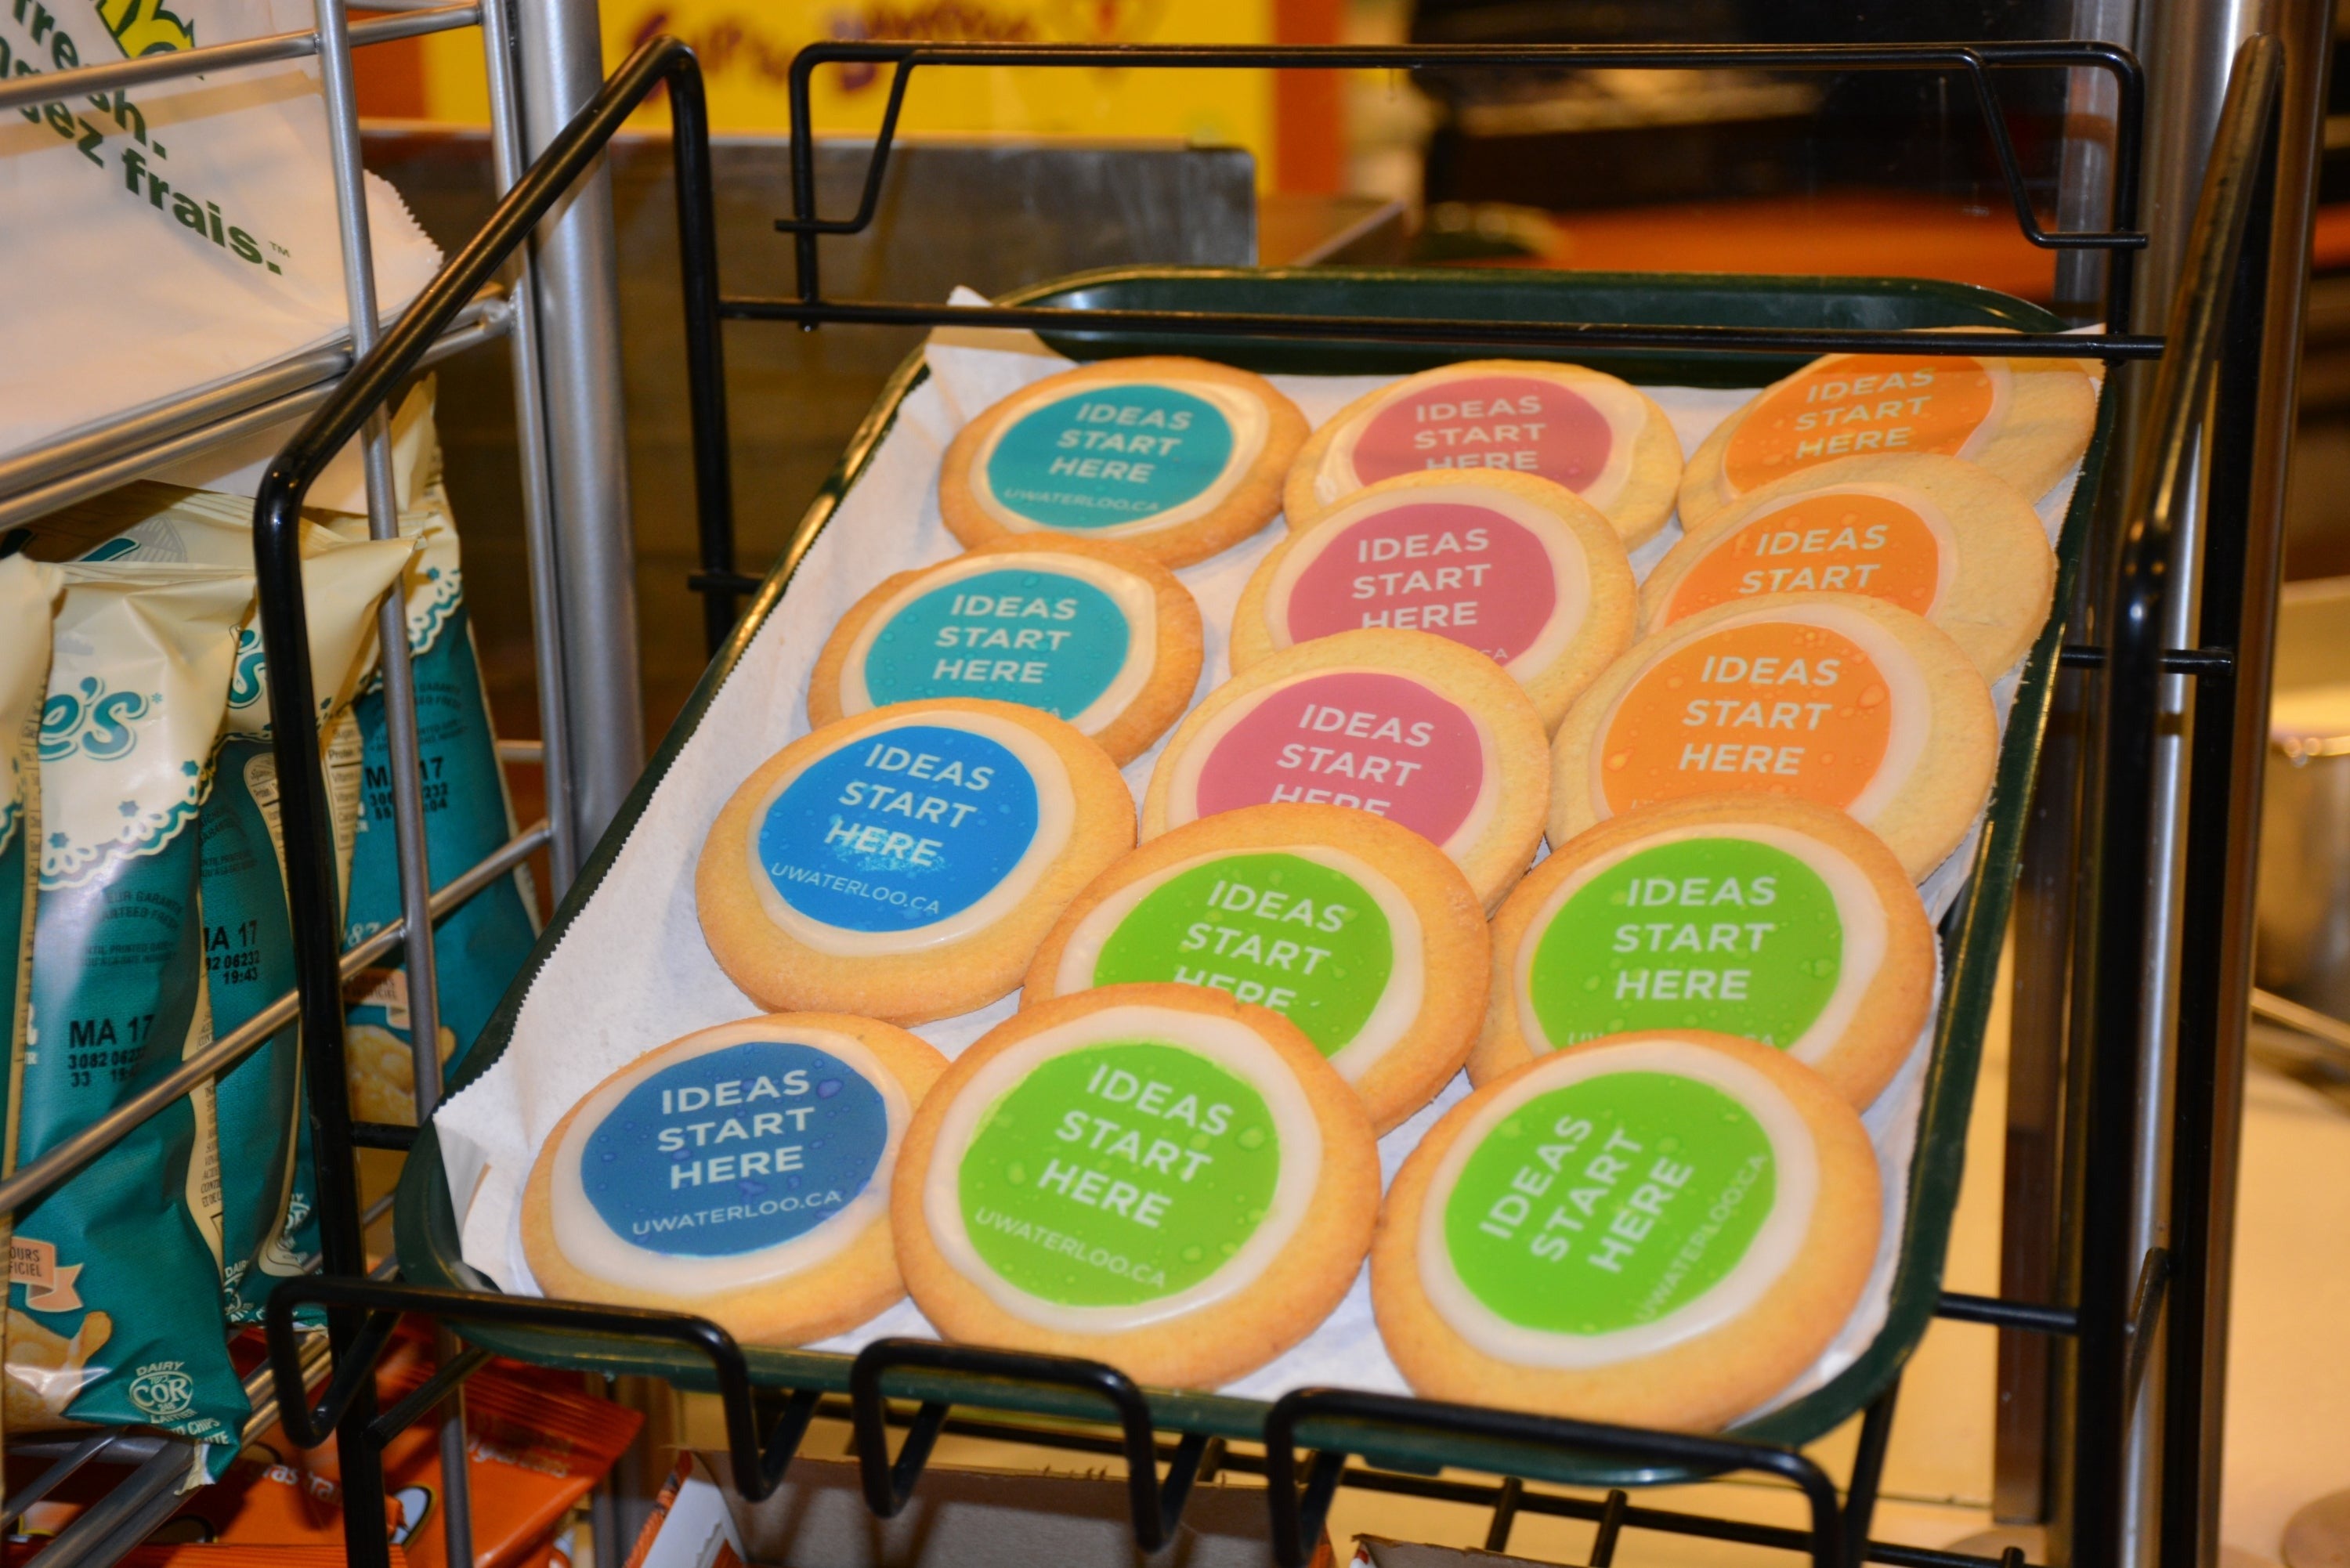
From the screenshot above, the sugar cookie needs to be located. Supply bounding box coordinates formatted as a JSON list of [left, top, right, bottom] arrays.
[[1284, 360, 1682, 547], [696, 699, 1134, 1024], [1233, 470, 1636, 731], [522, 1014, 946, 1345], [1025, 804, 1489, 1134], [1372, 1029, 1881, 1430], [1551, 594, 1997, 880], [1678, 349, 2096, 537], [895, 983, 1379, 1388], [1143, 628, 1549, 910], [808, 537, 1203, 765], [1642, 453, 2054, 680], [1473, 797, 1932, 1107], [939, 357, 1307, 568]]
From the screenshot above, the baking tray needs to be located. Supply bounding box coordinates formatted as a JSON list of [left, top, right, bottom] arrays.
[[393, 264, 2113, 1489]]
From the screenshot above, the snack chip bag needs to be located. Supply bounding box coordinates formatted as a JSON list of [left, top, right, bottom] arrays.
[[13, 562, 254, 1461], [38, 486, 411, 1322], [0, 557, 64, 1452], [323, 387, 539, 1126]]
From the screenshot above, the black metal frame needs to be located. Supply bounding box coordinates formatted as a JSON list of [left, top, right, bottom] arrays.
[[2065, 34, 2286, 1568], [240, 31, 2288, 1568]]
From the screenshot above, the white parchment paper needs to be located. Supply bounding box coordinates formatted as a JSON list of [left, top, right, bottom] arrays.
[[435, 311, 2078, 1414]]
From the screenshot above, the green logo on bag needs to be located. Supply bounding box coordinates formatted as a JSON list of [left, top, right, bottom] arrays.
[[226, 629, 266, 711], [128, 1362, 196, 1421], [39, 678, 153, 762]]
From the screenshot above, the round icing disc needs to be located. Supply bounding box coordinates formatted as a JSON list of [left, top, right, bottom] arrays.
[[1025, 802, 1491, 1134], [1477, 795, 1934, 1107], [1372, 1028, 1881, 1429], [696, 698, 1134, 1024], [938, 356, 1307, 569], [1550, 593, 1997, 880], [1678, 349, 2096, 537], [521, 1013, 947, 1345], [1284, 359, 1683, 548], [894, 983, 1380, 1389], [1144, 627, 1550, 910], [1235, 468, 1636, 731], [809, 534, 1204, 766], [1643, 452, 2055, 681]]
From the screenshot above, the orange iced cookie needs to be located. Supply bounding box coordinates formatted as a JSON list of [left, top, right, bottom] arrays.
[[1550, 594, 1997, 880], [1643, 453, 2054, 679], [1678, 349, 2095, 537]]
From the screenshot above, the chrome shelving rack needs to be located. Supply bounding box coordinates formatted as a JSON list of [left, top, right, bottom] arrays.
[[0, 0, 604, 1560]]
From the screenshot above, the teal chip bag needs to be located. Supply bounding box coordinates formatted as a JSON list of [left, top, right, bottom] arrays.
[[0, 558, 64, 1452], [11, 562, 253, 1461], [204, 527, 405, 1324], [327, 394, 539, 1121], [34, 484, 411, 1321], [84, 497, 407, 1319]]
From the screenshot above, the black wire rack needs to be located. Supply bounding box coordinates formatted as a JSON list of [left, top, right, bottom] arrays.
[[243, 31, 2289, 1568]]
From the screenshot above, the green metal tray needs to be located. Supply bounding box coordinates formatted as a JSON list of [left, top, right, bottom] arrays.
[[395, 264, 2113, 1490]]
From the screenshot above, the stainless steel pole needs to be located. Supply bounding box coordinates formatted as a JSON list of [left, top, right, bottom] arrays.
[[512, 0, 642, 854], [481, 0, 581, 891], [2164, 6, 2327, 1568], [508, 5, 659, 1559], [2048, 4, 2322, 1566], [307, 5, 452, 1563], [307, 0, 444, 1158]]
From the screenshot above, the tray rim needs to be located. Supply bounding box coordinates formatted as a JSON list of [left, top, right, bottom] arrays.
[[395, 262, 2109, 1489]]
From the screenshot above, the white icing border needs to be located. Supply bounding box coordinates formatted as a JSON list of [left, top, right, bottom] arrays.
[[745, 710, 1078, 958], [971, 378, 1271, 540], [549, 1021, 913, 1294], [1316, 370, 1650, 515], [835, 551, 1161, 735], [1417, 1039, 1820, 1368], [1584, 601, 1936, 829], [1263, 483, 1595, 681], [1661, 482, 1959, 623], [1163, 665, 1503, 865], [1511, 822, 1890, 1068], [922, 1003, 1324, 1334], [1050, 844, 1429, 1085]]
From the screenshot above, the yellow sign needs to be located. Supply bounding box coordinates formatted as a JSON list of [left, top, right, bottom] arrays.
[[421, 0, 1276, 177]]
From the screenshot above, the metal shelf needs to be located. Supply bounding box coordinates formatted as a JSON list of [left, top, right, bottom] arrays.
[[221, 26, 2308, 1568], [0, 14, 2308, 1568], [0, 0, 570, 1559]]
